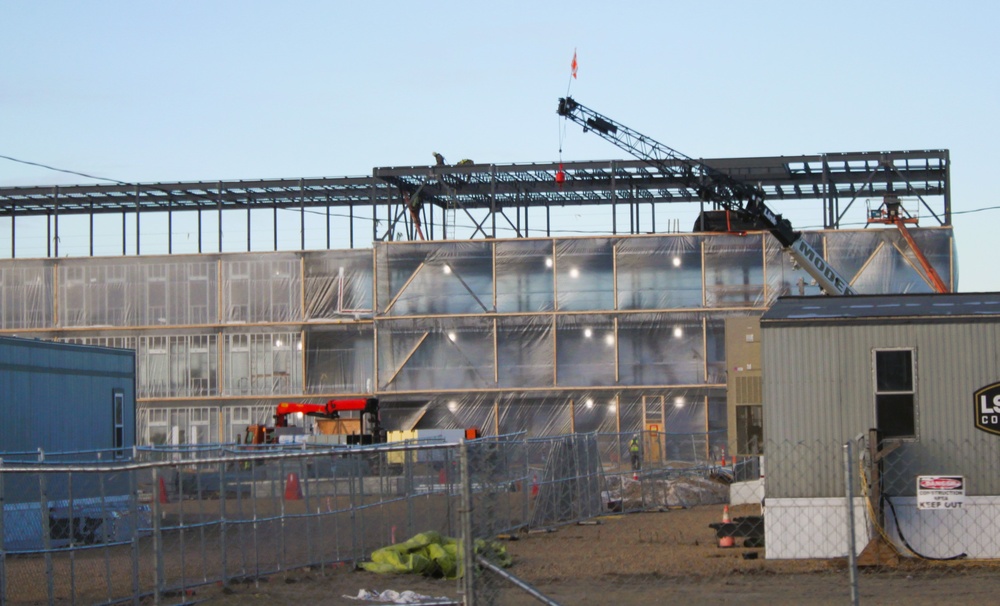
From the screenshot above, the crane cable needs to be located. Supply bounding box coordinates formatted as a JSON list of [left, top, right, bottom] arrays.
[[557, 49, 578, 174]]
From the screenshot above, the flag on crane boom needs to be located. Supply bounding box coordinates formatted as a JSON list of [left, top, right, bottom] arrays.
[[571, 49, 578, 79]]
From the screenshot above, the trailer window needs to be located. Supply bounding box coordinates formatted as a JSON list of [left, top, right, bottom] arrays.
[[113, 389, 126, 458], [874, 349, 916, 439]]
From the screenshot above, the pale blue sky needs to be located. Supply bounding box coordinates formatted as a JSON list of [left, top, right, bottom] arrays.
[[2, 1, 998, 290]]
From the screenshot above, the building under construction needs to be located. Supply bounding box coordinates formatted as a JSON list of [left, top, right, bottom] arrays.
[[0, 150, 955, 459]]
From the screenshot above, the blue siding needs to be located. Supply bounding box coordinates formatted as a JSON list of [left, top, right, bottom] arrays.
[[0, 336, 136, 455]]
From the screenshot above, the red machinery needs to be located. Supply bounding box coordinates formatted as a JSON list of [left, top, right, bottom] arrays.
[[867, 195, 950, 293], [244, 397, 385, 445]]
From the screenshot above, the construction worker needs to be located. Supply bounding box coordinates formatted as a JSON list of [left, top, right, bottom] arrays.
[[402, 191, 425, 240], [629, 435, 641, 471], [433, 152, 445, 166]]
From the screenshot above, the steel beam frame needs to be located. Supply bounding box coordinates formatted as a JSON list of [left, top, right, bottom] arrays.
[[0, 151, 949, 256]]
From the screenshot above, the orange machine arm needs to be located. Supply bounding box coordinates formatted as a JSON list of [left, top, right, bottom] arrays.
[[274, 398, 377, 427], [894, 220, 950, 293]]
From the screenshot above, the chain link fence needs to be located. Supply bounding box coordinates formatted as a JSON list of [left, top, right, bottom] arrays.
[[16, 432, 999, 604], [2, 431, 729, 605], [844, 434, 1000, 592], [1, 441, 468, 605]]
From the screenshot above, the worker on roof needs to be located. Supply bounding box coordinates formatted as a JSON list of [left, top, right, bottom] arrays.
[[433, 152, 445, 166], [629, 435, 641, 471]]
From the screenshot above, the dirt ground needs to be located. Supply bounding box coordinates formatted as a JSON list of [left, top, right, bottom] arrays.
[[182, 503, 1000, 606]]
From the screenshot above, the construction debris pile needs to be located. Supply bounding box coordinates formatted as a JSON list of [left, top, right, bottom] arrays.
[[606, 473, 730, 511]]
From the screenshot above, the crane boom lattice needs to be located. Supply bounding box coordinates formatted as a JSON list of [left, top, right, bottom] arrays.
[[557, 96, 858, 296]]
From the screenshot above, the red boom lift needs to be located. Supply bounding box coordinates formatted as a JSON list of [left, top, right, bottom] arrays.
[[244, 397, 386, 445]]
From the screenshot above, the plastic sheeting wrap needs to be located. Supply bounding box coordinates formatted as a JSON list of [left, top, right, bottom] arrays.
[[378, 316, 496, 392], [497, 315, 554, 388], [616, 236, 703, 309], [377, 241, 494, 316], [553, 238, 615, 311], [0, 260, 52, 329], [57, 256, 218, 327], [617, 312, 705, 386], [303, 249, 374, 318], [0, 226, 958, 447], [222, 253, 301, 323], [825, 227, 955, 294], [495, 239, 556, 312], [137, 333, 219, 398], [554, 314, 616, 386], [703, 234, 767, 308], [382, 389, 724, 442], [222, 331, 302, 395], [305, 324, 374, 394], [765, 231, 827, 298]]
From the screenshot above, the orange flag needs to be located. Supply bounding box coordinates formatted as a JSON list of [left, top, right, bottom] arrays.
[[571, 50, 578, 79]]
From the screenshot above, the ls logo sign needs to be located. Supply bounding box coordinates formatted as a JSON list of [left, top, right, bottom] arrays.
[[974, 382, 1000, 435]]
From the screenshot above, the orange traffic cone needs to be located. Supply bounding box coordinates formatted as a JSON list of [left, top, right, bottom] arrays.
[[158, 476, 169, 504], [284, 472, 302, 500], [531, 474, 539, 497], [718, 505, 734, 548]]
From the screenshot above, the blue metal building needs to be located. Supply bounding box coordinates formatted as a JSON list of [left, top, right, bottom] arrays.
[[0, 336, 136, 457]]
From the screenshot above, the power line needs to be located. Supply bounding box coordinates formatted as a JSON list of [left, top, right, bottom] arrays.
[[6, 151, 995, 234], [0, 154, 131, 186], [952, 205, 1000, 216]]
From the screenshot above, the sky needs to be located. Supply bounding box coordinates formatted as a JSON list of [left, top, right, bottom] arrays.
[[2, 1, 998, 290]]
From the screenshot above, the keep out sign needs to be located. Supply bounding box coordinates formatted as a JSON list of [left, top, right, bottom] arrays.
[[974, 382, 1000, 436]]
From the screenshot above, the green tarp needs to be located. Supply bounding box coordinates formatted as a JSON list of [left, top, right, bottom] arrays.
[[361, 531, 511, 579]]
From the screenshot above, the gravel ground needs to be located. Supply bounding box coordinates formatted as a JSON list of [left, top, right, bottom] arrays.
[[188, 504, 1000, 605]]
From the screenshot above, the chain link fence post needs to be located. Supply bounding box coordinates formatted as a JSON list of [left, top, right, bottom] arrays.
[[459, 439, 475, 606], [97, 452, 113, 603], [843, 440, 859, 606], [151, 466, 163, 604], [37, 449, 55, 603], [0, 457, 5, 606], [129, 462, 140, 605]]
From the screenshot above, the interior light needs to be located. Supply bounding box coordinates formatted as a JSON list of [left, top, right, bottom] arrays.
[[275, 339, 284, 348], [569, 267, 580, 279], [608, 401, 617, 413], [672, 256, 682, 268], [584, 328, 593, 338], [585, 398, 594, 409], [447, 331, 457, 342], [674, 397, 685, 408], [447, 401, 458, 412], [296, 341, 303, 351], [545, 257, 553, 268], [443, 264, 452, 275], [604, 334, 615, 346], [673, 327, 683, 339]]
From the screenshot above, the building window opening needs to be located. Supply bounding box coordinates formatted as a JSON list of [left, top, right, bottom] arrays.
[[113, 389, 125, 458], [874, 349, 916, 439]]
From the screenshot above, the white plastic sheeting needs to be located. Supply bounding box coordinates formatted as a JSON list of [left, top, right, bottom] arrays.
[[0, 227, 956, 449]]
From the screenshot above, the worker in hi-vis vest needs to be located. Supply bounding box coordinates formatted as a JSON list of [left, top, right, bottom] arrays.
[[629, 435, 641, 471]]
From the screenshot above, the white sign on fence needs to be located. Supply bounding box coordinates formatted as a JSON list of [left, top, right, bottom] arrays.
[[916, 475, 965, 510]]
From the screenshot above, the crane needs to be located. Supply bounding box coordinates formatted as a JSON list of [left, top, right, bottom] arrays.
[[556, 97, 857, 296], [867, 195, 950, 293], [244, 397, 385, 445]]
